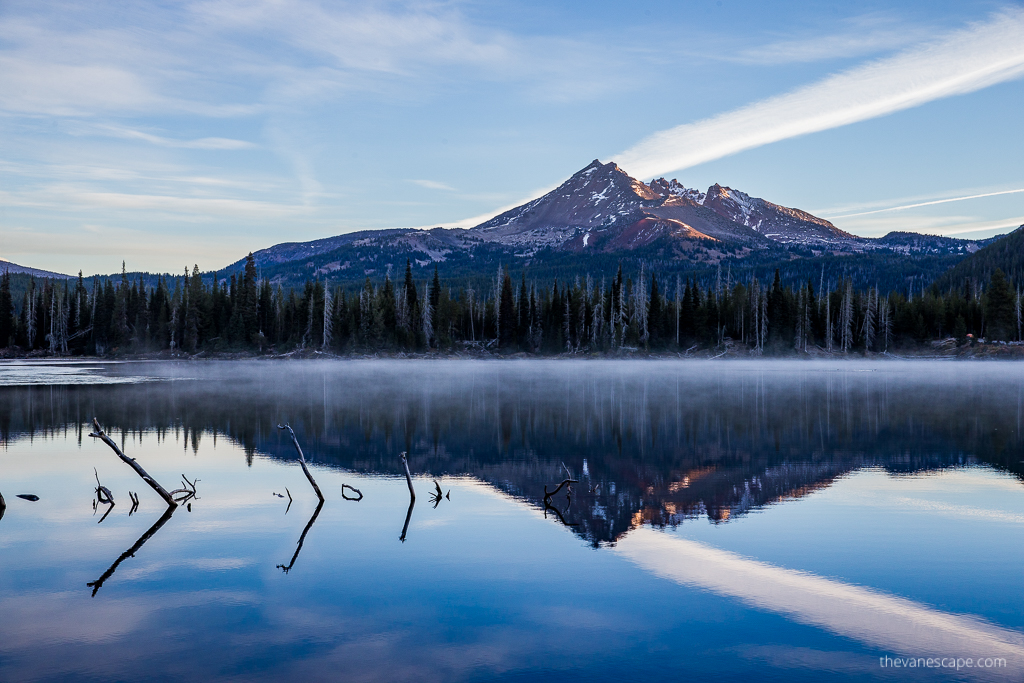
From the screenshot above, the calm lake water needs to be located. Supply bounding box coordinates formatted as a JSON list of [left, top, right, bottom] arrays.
[[2, 359, 1024, 682]]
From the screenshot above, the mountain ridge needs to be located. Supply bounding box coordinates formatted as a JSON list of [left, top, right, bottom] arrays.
[[222, 160, 994, 287]]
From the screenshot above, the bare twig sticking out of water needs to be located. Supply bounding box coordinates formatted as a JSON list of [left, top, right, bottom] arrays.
[[0, 490, 5, 523], [285, 487, 293, 514], [277, 424, 324, 502], [277, 499, 324, 573], [88, 504, 176, 597], [128, 491, 140, 516], [169, 474, 199, 505], [92, 468, 115, 523], [342, 484, 363, 501], [89, 418, 176, 508], [399, 451, 415, 502], [543, 478, 578, 505]]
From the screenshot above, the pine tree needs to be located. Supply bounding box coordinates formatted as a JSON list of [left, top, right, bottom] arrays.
[[0, 270, 12, 348]]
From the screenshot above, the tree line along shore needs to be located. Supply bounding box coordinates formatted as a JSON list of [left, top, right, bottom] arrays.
[[0, 254, 1021, 358]]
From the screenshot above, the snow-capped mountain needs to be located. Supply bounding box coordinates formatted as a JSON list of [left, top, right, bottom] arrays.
[[225, 159, 994, 286]]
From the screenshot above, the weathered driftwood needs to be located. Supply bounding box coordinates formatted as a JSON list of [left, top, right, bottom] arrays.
[[543, 478, 578, 504], [341, 483, 363, 501], [277, 424, 324, 502], [169, 474, 199, 504], [88, 504, 176, 596], [89, 418, 176, 507], [94, 468, 114, 506], [399, 451, 415, 501], [277, 499, 324, 573]]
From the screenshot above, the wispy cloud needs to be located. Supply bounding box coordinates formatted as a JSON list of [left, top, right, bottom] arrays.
[[103, 127, 256, 150], [733, 13, 932, 65], [824, 188, 1024, 219], [613, 8, 1024, 179], [409, 179, 456, 191]]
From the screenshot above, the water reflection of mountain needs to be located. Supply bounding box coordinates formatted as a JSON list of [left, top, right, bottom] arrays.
[[1, 362, 1021, 545]]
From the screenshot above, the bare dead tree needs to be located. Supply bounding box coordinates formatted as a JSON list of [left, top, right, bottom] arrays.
[[277, 499, 324, 574], [88, 504, 176, 596], [277, 424, 324, 502], [89, 418, 176, 507]]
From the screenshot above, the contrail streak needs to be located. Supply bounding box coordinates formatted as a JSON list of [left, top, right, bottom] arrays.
[[613, 9, 1024, 180], [826, 188, 1024, 218]]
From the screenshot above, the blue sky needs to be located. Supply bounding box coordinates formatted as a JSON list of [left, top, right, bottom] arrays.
[[1, 0, 1023, 275]]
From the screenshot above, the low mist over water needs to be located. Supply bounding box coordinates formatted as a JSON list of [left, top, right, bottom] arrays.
[[2, 360, 1024, 681]]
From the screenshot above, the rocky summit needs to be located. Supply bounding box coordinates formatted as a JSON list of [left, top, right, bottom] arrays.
[[222, 160, 992, 287]]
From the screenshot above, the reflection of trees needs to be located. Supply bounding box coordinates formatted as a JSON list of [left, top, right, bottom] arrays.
[[88, 505, 176, 596], [2, 364, 1023, 546]]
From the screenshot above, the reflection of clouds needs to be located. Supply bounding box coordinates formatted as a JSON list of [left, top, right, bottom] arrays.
[[616, 528, 1024, 679], [888, 497, 1024, 525]]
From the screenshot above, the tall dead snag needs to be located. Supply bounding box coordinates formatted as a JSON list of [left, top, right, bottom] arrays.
[[89, 418, 176, 508], [88, 504, 175, 596], [277, 424, 324, 502], [277, 499, 324, 573]]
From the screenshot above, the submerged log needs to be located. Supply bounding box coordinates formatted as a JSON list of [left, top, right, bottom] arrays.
[[89, 418, 176, 508], [277, 424, 325, 502]]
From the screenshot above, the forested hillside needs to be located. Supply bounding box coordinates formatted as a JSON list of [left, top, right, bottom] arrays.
[[1, 252, 1020, 357]]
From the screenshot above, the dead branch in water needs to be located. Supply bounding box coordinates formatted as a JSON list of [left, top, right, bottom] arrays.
[[543, 478, 578, 505], [399, 451, 415, 501], [88, 504, 176, 596], [93, 468, 114, 505], [168, 474, 199, 505], [0, 491, 6, 523], [277, 498, 324, 573], [341, 484, 363, 501], [128, 491, 140, 516], [89, 418, 176, 508], [277, 424, 324, 502]]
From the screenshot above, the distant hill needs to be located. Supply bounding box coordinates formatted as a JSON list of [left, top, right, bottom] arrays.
[[0, 259, 71, 280], [215, 160, 995, 293], [933, 225, 1024, 291]]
